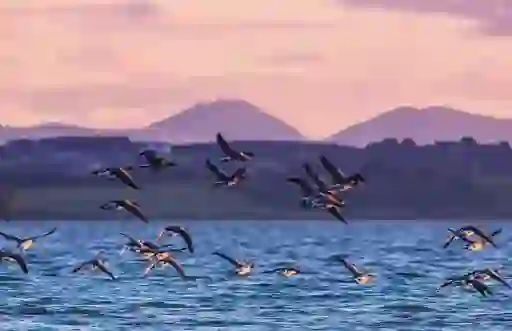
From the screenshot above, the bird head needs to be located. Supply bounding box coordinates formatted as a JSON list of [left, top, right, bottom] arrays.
[[352, 173, 365, 184]]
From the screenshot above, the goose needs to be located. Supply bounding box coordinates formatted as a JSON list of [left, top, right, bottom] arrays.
[[0, 249, 28, 274], [213, 251, 253, 276], [437, 274, 492, 297], [0, 227, 57, 251], [156, 225, 194, 253], [119, 233, 177, 256], [143, 251, 186, 278], [443, 226, 498, 249], [91, 166, 140, 190], [319, 155, 365, 191], [303, 163, 345, 206], [338, 257, 374, 284], [139, 149, 177, 172], [72, 252, 116, 280], [100, 200, 149, 223], [471, 268, 511, 288], [216, 133, 254, 162], [205, 159, 247, 187]]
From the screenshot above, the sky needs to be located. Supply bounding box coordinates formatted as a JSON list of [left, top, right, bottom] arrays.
[[1, 0, 512, 138]]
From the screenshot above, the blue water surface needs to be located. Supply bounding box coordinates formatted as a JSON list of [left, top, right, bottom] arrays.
[[0, 220, 510, 330]]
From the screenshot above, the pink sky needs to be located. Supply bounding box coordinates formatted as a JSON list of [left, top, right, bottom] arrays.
[[1, 0, 512, 138]]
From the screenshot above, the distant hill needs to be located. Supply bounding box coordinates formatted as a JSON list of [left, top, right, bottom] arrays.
[[328, 106, 512, 146], [0, 99, 304, 143], [146, 99, 304, 143]]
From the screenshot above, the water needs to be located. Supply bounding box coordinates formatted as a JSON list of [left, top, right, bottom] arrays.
[[0, 220, 510, 330]]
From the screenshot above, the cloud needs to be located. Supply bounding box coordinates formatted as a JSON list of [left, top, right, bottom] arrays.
[[339, 0, 512, 36], [2, 0, 512, 137]]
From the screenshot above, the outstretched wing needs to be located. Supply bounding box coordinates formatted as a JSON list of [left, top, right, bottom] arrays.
[[485, 269, 511, 288], [163, 256, 186, 279], [213, 251, 241, 267], [442, 235, 456, 249], [97, 260, 116, 280], [116, 169, 140, 190], [0, 231, 21, 242], [216, 133, 237, 157], [120, 232, 140, 246], [124, 202, 149, 223], [470, 279, 492, 297], [319, 155, 346, 184], [326, 206, 348, 224], [303, 163, 329, 192], [4, 251, 28, 274], [286, 177, 314, 197], [72, 260, 92, 273], [437, 278, 459, 291], [164, 226, 194, 253], [30, 227, 57, 241], [206, 159, 229, 180], [339, 258, 358, 276]]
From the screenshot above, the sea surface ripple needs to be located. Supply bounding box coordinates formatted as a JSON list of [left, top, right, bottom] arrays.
[[0, 220, 511, 330]]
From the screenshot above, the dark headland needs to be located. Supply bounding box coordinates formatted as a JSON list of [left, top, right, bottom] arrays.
[[0, 135, 512, 221]]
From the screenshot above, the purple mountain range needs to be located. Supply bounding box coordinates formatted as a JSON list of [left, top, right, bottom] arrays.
[[1, 101, 511, 145]]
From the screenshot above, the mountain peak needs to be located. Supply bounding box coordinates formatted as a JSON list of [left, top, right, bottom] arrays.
[[147, 99, 304, 142], [328, 105, 512, 146]]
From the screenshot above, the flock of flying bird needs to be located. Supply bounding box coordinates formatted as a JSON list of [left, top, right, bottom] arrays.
[[0, 133, 508, 299]]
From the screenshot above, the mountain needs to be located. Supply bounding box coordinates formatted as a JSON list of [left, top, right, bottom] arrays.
[[328, 106, 512, 146], [146, 99, 304, 143], [0, 99, 304, 143]]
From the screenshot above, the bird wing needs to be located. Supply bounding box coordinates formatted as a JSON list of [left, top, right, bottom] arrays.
[[442, 235, 456, 249], [464, 226, 497, 247], [303, 163, 329, 192], [485, 269, 511, 288], [120, 232, 140, 246], [72, 260, 92, 273], [437, 279, 459, 290], [447, 228, 473, 244], [213, 252, 242, 267], [286, 177, 314, 197], [206, 159, 229, 180], [319, 155, 346, 183], [30, 227, 57, 241], [0, 231, 21, 243], [164, 226, 194, 253], [340, 258, 359, 277], [216, 133, 237, 157], [116, 169, 140, 189], [326, 206, 348, 224], [96, 260, 116, 280], [143, 259, 159, 277], [124, 202, 149, 223], [3, 251, 28, 274], [469, 279, 491, 297], [491, 228, 503, 237], [162, 256, 186, 279]]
